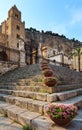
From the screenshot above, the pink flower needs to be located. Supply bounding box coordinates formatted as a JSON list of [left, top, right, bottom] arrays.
[[46, 103, 77, 119]]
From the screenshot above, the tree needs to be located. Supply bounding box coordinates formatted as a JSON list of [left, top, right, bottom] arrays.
[[69, 47, 82, 71]]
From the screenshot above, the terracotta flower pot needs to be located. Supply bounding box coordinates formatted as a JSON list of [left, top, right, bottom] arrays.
[[42, 70, 54, 77], [42, 67, 50, 71], [41, 64, 48, 68], [40, 60, 48, 64], [44, 77, 57, 87], [46, 103, 77, 127], [51, 117, 72, 126]]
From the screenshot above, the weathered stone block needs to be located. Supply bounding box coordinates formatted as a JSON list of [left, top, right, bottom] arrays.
[[15, 98, 28, 109], [31, 116, 54, 130], [35, 93, 48, 101], [18, 111, 41, 126], [7, 106, 26, 122], [47, 93, 57, 102]]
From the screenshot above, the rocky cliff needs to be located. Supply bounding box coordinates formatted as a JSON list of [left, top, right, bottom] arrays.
[[25, 27, 82, 55]]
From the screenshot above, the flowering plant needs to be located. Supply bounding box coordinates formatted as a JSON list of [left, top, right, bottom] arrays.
[[46, 103, 77, 119]]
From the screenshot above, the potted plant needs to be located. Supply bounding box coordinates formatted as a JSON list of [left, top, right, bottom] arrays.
[[41, 64, 48, 68], [46, 103, 77, 126], [42, 66, 51, 71], [44, 77, 57, 87], [40, 60, 48, 64], [42, 70, 54, 77]]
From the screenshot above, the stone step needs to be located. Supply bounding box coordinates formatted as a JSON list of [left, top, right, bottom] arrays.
[[44, 96, 82, 116], [0, 89, 48, 101], [0, 83, 82, 93], [0, 85, 42, 92], [55, 84, 82, 92], [0, 88, 82, 102], [0, 101, 82, 130], [59, 95, 82, 108], [0, 94, 49, 114], [46, 96, 82, 112], [0, 93, 82, 115], [0, 113, 23, 130], [0, 101, 41, 129], [47, 88, 82, 102]]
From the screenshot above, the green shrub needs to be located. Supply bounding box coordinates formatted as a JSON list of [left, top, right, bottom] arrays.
[[23, 125, 30, 130]]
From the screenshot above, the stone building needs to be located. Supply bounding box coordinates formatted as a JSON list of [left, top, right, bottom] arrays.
[[1, 5, 25, 49], [0, 5, 26, 65]]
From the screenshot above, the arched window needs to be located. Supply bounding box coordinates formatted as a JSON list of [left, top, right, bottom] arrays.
[[17, 43, 19, 48]]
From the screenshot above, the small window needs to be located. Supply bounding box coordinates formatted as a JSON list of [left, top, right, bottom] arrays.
[[17, 43, 19, 48], [16, 34, 20, 39], [16, 25, 20, 30]]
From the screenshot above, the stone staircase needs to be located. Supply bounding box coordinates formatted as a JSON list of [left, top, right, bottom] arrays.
[[0, 61, 18, 75], [50, 64, 82, 84], [0, 64, 82, 130]]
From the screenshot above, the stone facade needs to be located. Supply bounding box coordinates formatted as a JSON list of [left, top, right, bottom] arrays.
[[0, 33, 7, 45], [1, 5, 25, 49], [0, 5, 26, 66]]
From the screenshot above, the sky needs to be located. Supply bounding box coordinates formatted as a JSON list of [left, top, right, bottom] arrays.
[[0, 0, 82, 42]]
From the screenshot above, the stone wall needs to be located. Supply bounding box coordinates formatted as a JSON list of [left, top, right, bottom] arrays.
[[0, 33, 6, 45]]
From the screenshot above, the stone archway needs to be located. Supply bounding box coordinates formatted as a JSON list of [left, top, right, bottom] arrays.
[[0, 51, 8, 61]]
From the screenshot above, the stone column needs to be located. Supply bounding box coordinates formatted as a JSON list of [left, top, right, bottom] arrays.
[[19, 40, 26, 66], [38, 42, 42, 63]]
